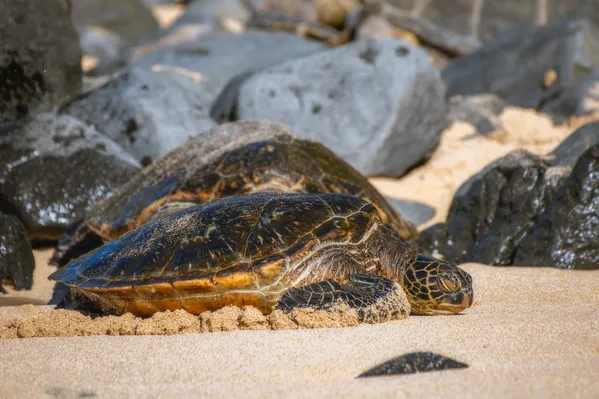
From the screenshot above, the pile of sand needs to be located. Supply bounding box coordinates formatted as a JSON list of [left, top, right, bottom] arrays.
[[0, 302, 404, 339], [1, 270, 410, 339]]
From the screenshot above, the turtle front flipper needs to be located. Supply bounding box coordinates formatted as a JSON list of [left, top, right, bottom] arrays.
[[54, 288, 122, 318], [276, 274, 411, 323]]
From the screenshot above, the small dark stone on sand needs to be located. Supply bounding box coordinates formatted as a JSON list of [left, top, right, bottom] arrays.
[[357, 352, 469, 378]]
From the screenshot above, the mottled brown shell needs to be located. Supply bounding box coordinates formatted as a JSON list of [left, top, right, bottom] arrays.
[[90, 120, 416, 240], [50, 193, 383, 316]]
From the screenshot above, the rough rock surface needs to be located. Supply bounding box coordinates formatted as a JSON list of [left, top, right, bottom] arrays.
[[0, 0, 81, 123], [442, 21, 598, 109], [0, 213, 34, 293], [513, 144, 599, 268], [62, 66, 217, 163], [130, 30, 324, 98], [236, 39, 449, 177], [418, 122, 599, 268], [0, 114, 140, 240], [378, 0, 599, 56]]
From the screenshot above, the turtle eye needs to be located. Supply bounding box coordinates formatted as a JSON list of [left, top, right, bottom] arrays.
[[439, 274, 460, 293]]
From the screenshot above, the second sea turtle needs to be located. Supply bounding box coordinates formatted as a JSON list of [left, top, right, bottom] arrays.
[[52, 120, 417, 266]]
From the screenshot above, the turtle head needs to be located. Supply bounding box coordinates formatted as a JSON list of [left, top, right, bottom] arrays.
[[402, 255, 473, 315]]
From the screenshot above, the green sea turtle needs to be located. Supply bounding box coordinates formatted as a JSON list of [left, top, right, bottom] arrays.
[[52, 120, 417, 267], [49, 192, 473, 318]]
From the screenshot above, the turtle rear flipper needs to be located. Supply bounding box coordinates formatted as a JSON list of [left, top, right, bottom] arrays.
[[276, 274, 410, 323], [54, 288, 117, 318]]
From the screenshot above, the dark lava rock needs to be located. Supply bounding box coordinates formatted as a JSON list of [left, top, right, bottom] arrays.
[[357, 352, 468, 378], [442, 20, 598, 109], [236, 39, 449, 177], [0, 113, 141, 240], [0, 0, 81, 123], [378, 0, 599, 57], [0, 213, 35, 293], [418, 122, 599, 268], [62, 66, 217, 162], [513, 144, 599, 268]]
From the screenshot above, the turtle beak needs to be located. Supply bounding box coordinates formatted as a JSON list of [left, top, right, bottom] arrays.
[[439, 291, 473, 314]]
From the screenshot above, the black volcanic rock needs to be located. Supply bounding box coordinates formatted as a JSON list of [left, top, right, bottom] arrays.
[[0, 114, 140, 240], [418, 122, 599, 269]]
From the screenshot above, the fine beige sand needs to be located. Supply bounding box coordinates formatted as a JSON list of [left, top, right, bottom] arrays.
[[1, 263, 598, 398]]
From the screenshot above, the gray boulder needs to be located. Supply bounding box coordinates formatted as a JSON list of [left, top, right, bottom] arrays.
[[235, 39, 449, 177], [442, 20, 598, 109], [513, 144, 599, 268], [0, 114, 140, 240], [0, 213, 35, 293], [130, 30, 324, 98], [0, 0, 81, 123], [418, 122, 599, 269], [62, 66, 217, 163]]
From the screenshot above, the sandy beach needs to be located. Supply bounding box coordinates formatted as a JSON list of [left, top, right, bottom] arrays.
[[2, 263, 598, 398]]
